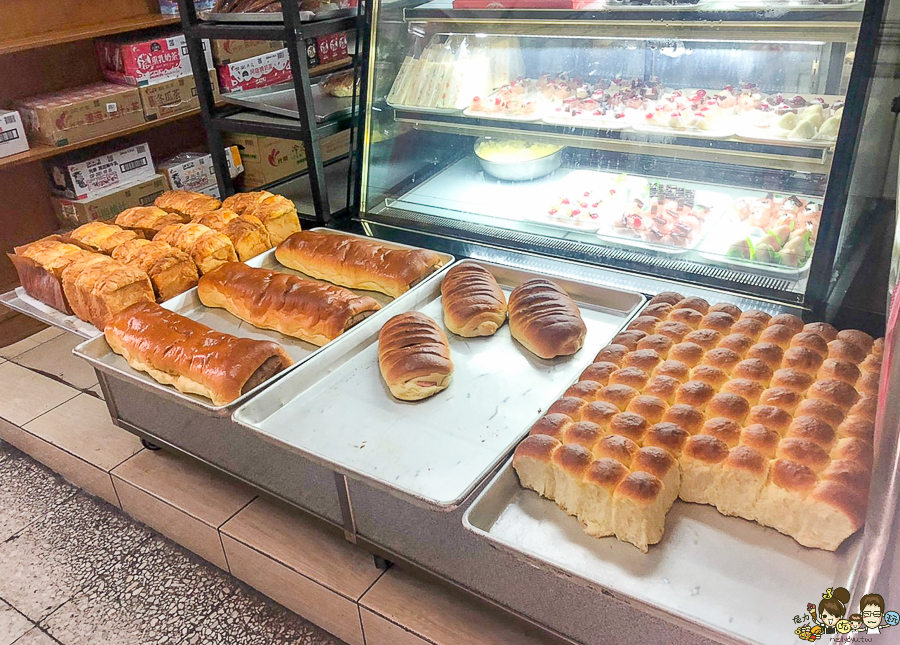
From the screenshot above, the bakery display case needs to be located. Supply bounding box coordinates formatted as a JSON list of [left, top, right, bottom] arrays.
[[359, 0, 887, 310]]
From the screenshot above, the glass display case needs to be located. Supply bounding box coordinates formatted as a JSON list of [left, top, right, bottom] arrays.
[[359, 0, 890, 311]]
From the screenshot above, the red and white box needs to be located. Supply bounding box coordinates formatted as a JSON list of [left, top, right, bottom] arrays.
[[217, 48, 292, 94], [0, 110, 30, 159], [315, 32, 349, 65], [96, 32, 214, 87]]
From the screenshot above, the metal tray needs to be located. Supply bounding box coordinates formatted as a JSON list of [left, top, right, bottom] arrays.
[[73, 229, 454, 416], [201, 7, 356, 22], [234, 260, 645, 511], [463, 460, 862, 645], [385, 99, 462, 115], [0, 287, 101, 339], [222, 82, 353, 122]]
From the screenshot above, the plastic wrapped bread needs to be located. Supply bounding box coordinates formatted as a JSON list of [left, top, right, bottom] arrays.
[[514, 294, 881, 553]]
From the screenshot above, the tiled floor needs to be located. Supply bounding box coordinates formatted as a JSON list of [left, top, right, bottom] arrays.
[[0, 328, 575, 645]]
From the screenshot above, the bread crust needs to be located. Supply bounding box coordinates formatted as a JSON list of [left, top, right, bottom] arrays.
[[440, 263, 507, 337], [378, 311, 453, 401], [508, 279, 586, 359]]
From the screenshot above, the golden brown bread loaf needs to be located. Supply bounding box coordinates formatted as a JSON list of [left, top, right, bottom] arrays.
[[440, 263, 507, 337], [276, 231, 444, 298], [514, 292, 881, 552], [153, 223, 238, 275], [508, 279, 586, 359], [8, 240, 96, 314], [154, 190, 221, 219], [116, 206, 188, 237], [60, 253, 155, 329], [66, 221, 142, 254], [191, 209, 272, 261], [378, 311, 453, 401], [104, 301, 293, 406], [198, 263, 381, 346], [111, 239, 199, 302], [222, 191, 300, 245]]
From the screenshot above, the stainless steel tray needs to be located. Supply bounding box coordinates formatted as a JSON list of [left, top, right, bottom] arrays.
[[73, 229, 453, 416], [464, 460, 862, 645], [0, 287, 101, 339], [233, 261, 645, 511], [201, 7, 356, 22], [222, 82, 353, 122]]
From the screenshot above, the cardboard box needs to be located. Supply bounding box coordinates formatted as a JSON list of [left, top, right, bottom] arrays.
[[210, 39, 283, 66], [48, 143, 155, 200], [225, 130, 349, 188], [16, 83, 145, 147], [316, 32, 349, 65], [0, 110, 30, 159], [139, 70, 220, 121], [217, 48, 292, 94], [158, 146, 243, 196], [157, 0, 216, 14], [51, 174, 169, 226], [96, 32, 214, 87]]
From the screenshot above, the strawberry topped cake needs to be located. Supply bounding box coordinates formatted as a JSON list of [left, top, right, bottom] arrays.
[[610, 183, 713, 247]]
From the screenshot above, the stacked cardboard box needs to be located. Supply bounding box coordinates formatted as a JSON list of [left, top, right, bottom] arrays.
[[158, 147, 244, 198], [0, 110, 30, 159], [225, 129, 350, 188]]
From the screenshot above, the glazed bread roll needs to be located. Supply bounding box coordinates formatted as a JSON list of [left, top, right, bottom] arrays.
[[222, 191, 300, 244], [61, 253, 155, 329], [111, 239, 199, 302], [440, 262, 507, 337], [508, 279, 586, 359], [191, 209, 272, 261], [378, 311, 453, 401], [155, 190, 221, 219], [67, 221, 142, 254], [104, 301, 293, 406], [198, 263, 381, 346], [116, 206, 188, 238], [154, 223, 238, 275], [276, 231, 444, 298], [9, 240, 95, 314]]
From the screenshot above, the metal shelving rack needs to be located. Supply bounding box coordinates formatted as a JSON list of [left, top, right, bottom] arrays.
[[176, 0, 364, 223]]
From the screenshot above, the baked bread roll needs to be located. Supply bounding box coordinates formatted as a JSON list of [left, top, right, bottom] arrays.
[[67, 221, 142, 254], [276, 231, 444, 298], [155, 190, 221, 219], [222, 191, 301, 245], [191, 209, 272, 261], [104, 302, 293, 406], [378, 311, 453, 401], [61, 253, 155, 329], [116, 206, 188, 238], [9, 240, 95, 314], [440, 263, 507, 337], [321, 71, 355, 98], [154, 223, 238, 275], [111, 239, 199, 302], [508, 279, 586, 359], [198, 263, 381, 346]]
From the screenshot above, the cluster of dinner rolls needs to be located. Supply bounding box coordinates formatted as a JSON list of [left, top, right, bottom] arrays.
[[514, 292, 881, 552]]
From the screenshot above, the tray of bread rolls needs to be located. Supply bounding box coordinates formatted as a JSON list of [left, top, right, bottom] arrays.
[[463, 292, 882, 645], [74, 228, 454, 415], [233, 260, 645, 510]]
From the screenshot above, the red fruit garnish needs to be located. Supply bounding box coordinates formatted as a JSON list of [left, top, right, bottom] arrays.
[[584, 191, 590, 197], [572, 209, 581, 215], [590, 213, 599, 219], [633, 216, 642, 228], [561, 198, 570, 204]]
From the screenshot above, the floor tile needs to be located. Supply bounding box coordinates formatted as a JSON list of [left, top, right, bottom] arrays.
[[221, 496, 381, 601], [112, 477, 230, 570], [112, 449, 256, 529], [222, 535, 365, 645], [24, 394, 141, 472], [0, 419, 119, 507], [13, 333, 97, 391], [0, 492, 152, 620], [361, 567, 567, 645], [0, 363, 78, 427], [0, 440, 76, 542], [10, 628, 55, 645], [0, 600, 32, 645], [0, 328, 63, 360], [360, 608, 428, 645], [179, 583, 348, 645], [42, 536, 235, 645]]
